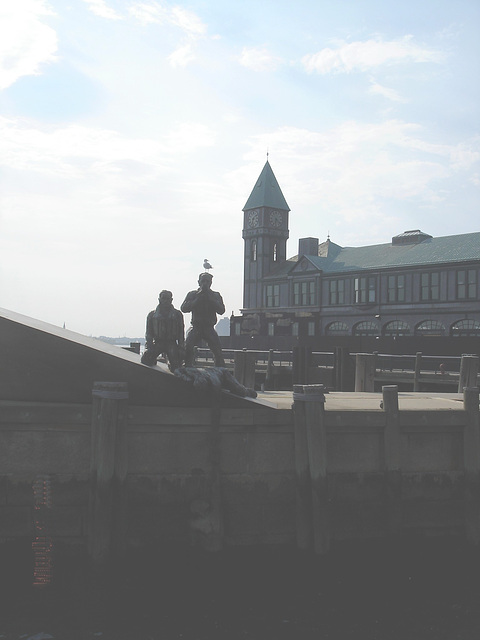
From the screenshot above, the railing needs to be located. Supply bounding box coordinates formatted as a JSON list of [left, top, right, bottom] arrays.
[[355, 352, 479, 392], [193, 348, 335, 390], [193, 348, 296, 368], [193, 348, 479, 392], [374, 353, 461, 374]]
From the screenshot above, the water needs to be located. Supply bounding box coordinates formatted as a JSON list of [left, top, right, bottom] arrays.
[[1, 541, 480, 639]]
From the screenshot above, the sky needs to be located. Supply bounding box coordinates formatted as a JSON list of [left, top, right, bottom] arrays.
[[0, 0, 479, 337]]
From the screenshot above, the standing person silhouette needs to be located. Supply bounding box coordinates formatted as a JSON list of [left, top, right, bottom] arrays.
[[181, 272, 225, 367]]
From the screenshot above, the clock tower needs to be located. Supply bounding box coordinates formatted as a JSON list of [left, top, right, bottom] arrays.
[[242, 160, 290, 310]]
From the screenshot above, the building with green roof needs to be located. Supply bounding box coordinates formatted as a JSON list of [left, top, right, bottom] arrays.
[[234, 161, 480, 340]]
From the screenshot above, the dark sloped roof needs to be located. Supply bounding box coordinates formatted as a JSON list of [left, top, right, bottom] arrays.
[[264, 232, 480, 279], [243, 160, 290, 212], [263, 257, 298, 279], [314, 232, 480, 273]]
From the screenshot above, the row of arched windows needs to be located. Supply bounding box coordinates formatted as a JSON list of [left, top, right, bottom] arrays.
[[325, 319, 480, 337]]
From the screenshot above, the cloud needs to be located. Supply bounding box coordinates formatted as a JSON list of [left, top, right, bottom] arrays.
[[302, 36, 444, 74], [244, 121, 479, 241], [0, 117, 160, 177], [448, 138, 480, 172], [0, 115, 225, 335], [129, 2, 206, 67], [83, 0, 122, 20], [0, 1, 58, 90], [168, 43, 195, 68], [129, 1, 168, 24], [164, 122, 216, 152], [129, 1, 206, 35], [238, 46, 283, 72], [0, 117, 216, 181], [170, 6, 206, 36], [368, 78, 408, 102]]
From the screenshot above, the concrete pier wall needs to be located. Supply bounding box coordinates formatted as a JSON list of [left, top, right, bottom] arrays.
[[1, 392, 476, 553]]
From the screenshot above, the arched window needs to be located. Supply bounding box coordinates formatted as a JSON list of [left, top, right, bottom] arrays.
[[250, 239, 257, 261], [353, 321, 379, 337], [325, 321, 349, 335], [415, 320, 445, 336], [383, 320, 411, 337], [450, 319, 480, 337], [273, 243, 277, 261]]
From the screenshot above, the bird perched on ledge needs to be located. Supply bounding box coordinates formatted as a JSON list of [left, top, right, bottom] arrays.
[[203, 258, 213, 272]]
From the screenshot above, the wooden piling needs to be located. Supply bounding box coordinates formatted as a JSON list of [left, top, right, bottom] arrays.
[[293, 346, 311, 385], [458, 355, 479, 393], [88, 381, 129, 562], [264, 349, 275, 390], [205, 400, 224, 552], [293, 384, 329, 554], [292, 384, 312, 550], [334, 346, 350, 391], [463, 387, 480, 545], [234, 350, 256, 389], [355, 353, 375, 392], [413, 352, 422, 392], [382, 385, 402, 535]]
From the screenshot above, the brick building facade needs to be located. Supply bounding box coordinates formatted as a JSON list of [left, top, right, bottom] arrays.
[[232, 161, 480, 341]]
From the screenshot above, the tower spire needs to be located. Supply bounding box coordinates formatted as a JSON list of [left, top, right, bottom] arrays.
[[243, 160, 290, 212], [242, 160, 290, 310]]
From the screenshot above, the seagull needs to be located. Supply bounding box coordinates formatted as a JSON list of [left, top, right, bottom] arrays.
[[203, 259, 213, 272]]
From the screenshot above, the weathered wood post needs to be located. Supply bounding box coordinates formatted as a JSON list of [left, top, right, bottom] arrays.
[[88, 381, 128, 562], [293, 384, 312, 550], [463, 387, 480, 545], [264, 349, 275, 390], [206, 399, 224, 552], [293, 384, 329, 554], [413, 352, 422, 392], [334, 346, 341, 391], [293, 346, 311, 385], [244, 351, 256, 390], [382, 385, 402, 535], [234, 349, 256, 389], [458, 355, 479, 393], [234, 349, 244, 383], [355, 353, 375, 392], [334, 346, 349, 391]]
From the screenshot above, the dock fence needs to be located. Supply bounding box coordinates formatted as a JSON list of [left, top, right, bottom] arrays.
[[192, 348, 479, 392]]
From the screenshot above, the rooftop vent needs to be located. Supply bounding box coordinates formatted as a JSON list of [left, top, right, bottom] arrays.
[[392, 230, 433, 246]]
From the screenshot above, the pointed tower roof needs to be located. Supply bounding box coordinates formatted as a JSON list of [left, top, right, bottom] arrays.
[[243, 160, 290, 211]]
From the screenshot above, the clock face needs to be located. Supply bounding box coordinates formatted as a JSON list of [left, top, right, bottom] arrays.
[[248, 210, 259, 227], [269, 210, 283, 227]]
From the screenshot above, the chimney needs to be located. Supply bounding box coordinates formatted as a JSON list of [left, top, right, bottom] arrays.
[[298, 237, 319, 257]]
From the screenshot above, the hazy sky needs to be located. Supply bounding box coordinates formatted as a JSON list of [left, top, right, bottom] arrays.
[[1, 0, 479, 337]]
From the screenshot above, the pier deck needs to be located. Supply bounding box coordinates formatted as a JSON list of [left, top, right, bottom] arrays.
[[253, 390, 466, 410]]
